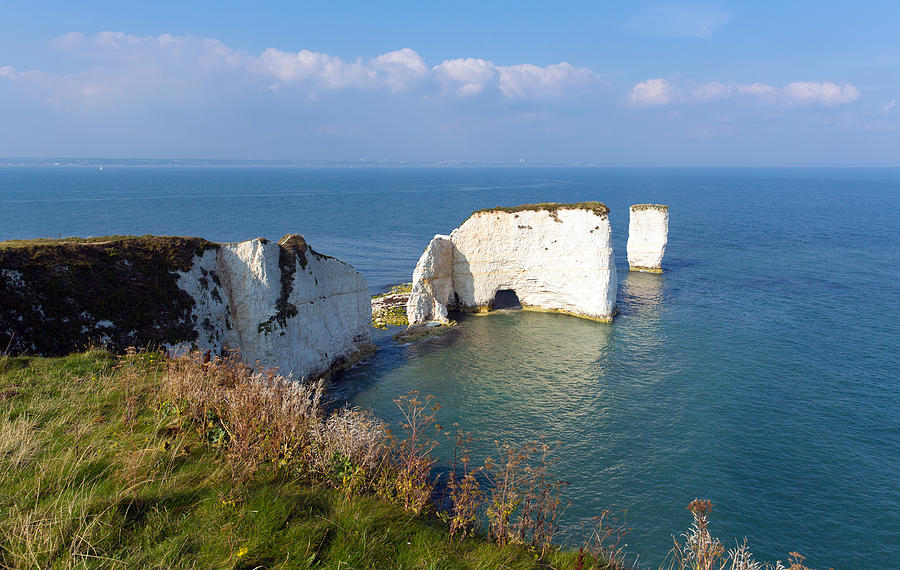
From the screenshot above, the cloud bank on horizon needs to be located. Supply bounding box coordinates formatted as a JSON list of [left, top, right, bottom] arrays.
[[0, 32, 601, 104], [628, 77, 861, 107], [1, 31, 865, 109], [0, 4, 898, 167]]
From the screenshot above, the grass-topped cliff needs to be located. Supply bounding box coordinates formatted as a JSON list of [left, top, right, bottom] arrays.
[[629, 204, 668, 212], [469, 202, 610, 221], [0, 236, 217, 356]]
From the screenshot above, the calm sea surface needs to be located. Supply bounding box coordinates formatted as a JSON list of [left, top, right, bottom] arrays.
[[1, 166, 898, 568]]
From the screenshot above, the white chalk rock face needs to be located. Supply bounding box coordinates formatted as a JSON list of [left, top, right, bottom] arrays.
[[406, 203, 618, 323], [177, 235, 372, 379], [626, 204, 669, 273], [406, 235, 454, 324]]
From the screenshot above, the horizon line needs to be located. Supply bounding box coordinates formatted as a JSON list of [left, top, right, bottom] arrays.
[[2, 158, 900, 168]]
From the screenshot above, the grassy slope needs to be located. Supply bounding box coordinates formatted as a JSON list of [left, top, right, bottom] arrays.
[[0, 351, 592, 569]]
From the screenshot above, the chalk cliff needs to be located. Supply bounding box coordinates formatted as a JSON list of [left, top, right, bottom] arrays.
[[626, 204, 669, 273], [406, 203, 618, 324], [0, 235, 372, 379], [406, 235, 454, 324]]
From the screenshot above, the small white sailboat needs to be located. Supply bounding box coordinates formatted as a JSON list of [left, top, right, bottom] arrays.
[[98, 165, 103, 171]]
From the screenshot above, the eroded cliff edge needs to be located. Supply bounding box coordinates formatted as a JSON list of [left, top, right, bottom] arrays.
[[0, 235, 372, 378], [407, 202, 618, 324]]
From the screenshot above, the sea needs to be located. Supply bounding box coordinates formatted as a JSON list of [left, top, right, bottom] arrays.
[[1, 166, 898, 568]]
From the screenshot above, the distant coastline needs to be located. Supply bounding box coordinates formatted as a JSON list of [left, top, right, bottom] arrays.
[[3, 158, 900, 168]]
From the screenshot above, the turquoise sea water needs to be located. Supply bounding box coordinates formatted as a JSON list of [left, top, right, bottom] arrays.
[[1, 166, 898, 568]]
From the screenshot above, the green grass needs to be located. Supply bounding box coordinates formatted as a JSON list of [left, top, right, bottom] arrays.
[[0, 235, 141, 249], [0, 350, 600, 569], [468, 202, 610, 220], [372, 283, 413, 299], [629, 204, 668, 212]]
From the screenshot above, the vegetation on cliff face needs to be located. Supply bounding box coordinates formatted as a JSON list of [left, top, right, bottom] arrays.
[[371, 283, 412, 328], [0, 236, 217, 356], [256, 234, 305, 334]]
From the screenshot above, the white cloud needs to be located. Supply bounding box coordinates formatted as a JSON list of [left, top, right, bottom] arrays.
[[782, 82, 860, 106], [736, 82, 779, 103], [23, 31, 597, 103], [882, 100, 896, 113], [692, 81, 732, 101], [255, 48, 375, 89], [371, 48, 428, 92], [50, 31, 85, 50], [0, 66, 17, 79], [628, 78, 861, 107], [433, 58, 498, 97], [432, 58, 596, 99], [628, 78, 675, 106], [497, 62, 595, 99]]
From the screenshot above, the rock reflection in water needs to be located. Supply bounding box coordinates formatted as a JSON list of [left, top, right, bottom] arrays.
[[619, 270, 666, 314], [335, 311, 614, 443]]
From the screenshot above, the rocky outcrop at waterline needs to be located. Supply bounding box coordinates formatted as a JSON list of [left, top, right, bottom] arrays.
[[371, 283, 411, 328], [406, 202, 619, 324], [627, 204, 669, 273], [0, 235, 372, 378]]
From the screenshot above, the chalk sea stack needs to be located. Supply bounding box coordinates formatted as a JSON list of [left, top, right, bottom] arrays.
[[627, 204, 669, 273], [407, 202, 618, 324], [0, 235, 372, 379]]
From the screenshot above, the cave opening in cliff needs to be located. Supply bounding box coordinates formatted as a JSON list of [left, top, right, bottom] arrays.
[[492, 289, 522, 310]]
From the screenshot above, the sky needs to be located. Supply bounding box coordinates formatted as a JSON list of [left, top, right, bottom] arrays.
[[1, 1, 899, 165]]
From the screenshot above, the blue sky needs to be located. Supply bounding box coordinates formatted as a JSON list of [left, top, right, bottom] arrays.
[[1, 1, 898, 164]]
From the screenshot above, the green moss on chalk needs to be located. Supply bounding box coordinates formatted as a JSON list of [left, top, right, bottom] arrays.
[[372, 283, 412, 299]]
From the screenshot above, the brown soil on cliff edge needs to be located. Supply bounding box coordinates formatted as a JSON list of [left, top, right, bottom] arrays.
[[0, 235, 217, 356], [469, 201, 610, 221], [629, 204, 668, 212]]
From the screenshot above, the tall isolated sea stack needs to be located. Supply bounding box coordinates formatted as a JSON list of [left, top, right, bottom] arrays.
[[0, 234, 372, 379], [626, 204, 669, 273], [407, 202, 618, 324]]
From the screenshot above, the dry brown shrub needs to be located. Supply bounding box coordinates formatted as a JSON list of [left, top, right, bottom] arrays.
[[222, 370, 324, 477], [580, 509, 631, 569], [662, 499, 818, 570], [483, 440, 569, 552], [393, 391, 442, 514], [162, 351, 326, 482], [445, 424, 483, 540], [307, 406, 390, 487]]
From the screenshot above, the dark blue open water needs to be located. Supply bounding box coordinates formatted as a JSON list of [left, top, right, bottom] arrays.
[[1, 166, 898, 568]]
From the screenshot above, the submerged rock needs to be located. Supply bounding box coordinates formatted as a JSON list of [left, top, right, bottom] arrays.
[[627, 204, 669, 273], [0, 234, 372, 379], [406, 202, 618, 324]]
